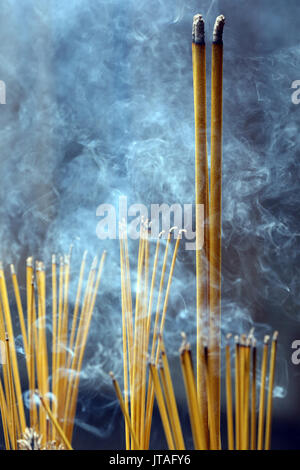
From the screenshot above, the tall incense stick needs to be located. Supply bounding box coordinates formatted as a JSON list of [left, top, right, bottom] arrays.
[[192, 14, 209, 443], [208, 15, 225, 448]]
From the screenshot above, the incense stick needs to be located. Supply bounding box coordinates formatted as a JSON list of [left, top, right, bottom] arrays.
[[208, 15, 225, 449], [257, 335, 270, 450], [264, 331, 278, 450], [192, 14, 209, 443], [225, 334, 234, 449]]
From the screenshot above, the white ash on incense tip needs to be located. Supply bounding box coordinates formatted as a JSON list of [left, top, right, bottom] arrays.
[[192, 14, 205, 44], [213, 14, 225, 44]]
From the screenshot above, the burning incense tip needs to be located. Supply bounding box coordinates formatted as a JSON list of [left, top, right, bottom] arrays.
[[264, 335, 270, 344], [273, 331, 279, 342], [5, 332, 9, 341], [180, 332, 188, 353], [91, 256, 98, 270], [181, 331, 187, 342], [26, 256, 33, 267], [10, 264, 15, 275], [52, 254, 56, 264], [213, 15, 225, 44], [240, 334, 246, 346], [68, 244, 73, 257], [192, 14, 205, 44], [109, 371, 115, 381]]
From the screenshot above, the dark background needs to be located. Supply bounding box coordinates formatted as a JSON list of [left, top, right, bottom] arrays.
[[0, 0, 299, 449]]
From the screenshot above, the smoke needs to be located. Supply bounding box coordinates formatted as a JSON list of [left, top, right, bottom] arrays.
[[0, 0, 299, 445]]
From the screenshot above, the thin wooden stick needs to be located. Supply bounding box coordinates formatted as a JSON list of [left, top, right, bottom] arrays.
[[51, 255, 57, 438], [26, 258, 37, 429], [110, 373, 140, 450], [180, 343, 201, 450], [139, 225, 150, 448], [59, 255, 71, 407], [185, 344, 208, 450], [225, 334, 234, 450], [123, 223, 134, 379], [150, 232, 171, 361], [28, 277, 37, 430], [264, 331, 278, 450], [156, 229, 185, 356], [35, 262, 47, 442], [208, 15, 225, 449], [120, 231, 130, 450], [242, 339, 251, 449], [0, 286, 17, 445], [38, 392, 73, 450], [66, 251, 88, 369], [133, 222, 146, 448], [160, 336, 185, 450], [26, 257, 33, 333], [5, 333, 17, 450], [146, 232, 163, 343], [204, 344, 217, 450], [193, 15, 209, 444], [10, 265, 28, 358], [0, 379, 10, 449], [149, 362, 175, 450], [239, 335, 246, 447], [54, 256, 64, 422], [234, 336, 240, 449], [257, 335, 270, 450], [251, 338, 257, 450], [131, 222, 145, 445]]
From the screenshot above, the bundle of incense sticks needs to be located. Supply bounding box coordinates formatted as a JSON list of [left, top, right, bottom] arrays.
[[129, 331, 277, 450], [111, 14, 280, 451], [111, 221, 184, 450], [0, 250, 105, 450], [193, 13, 225, 448], [226, 331, 278, 450]]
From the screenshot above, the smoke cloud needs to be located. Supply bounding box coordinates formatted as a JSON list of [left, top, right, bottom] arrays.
[[0, 0, 299, 447]]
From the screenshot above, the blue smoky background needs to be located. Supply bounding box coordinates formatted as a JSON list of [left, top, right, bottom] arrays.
[[0, 0, 299, 449]]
